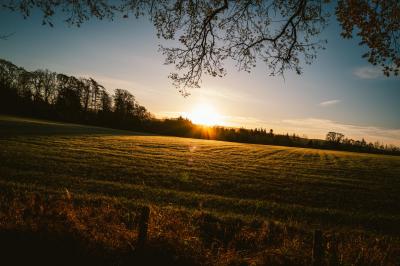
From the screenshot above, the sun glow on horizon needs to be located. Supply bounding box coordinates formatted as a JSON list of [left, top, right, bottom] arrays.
[[187, 103, 224, 126]]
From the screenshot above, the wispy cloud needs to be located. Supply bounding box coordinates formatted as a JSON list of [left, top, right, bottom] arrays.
[[81, 74, 138, 90], [353, 66, 382, 79], [156, 111, 186, 119], [190, 87, 262, 104], [77, 73, 168, 100], [319, 99, 341, 107], [281, 118, 400, 145]]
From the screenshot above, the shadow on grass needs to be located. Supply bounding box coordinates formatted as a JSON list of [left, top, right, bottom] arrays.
[[0, 115, 153, 137], [0, 229, 197, 266]]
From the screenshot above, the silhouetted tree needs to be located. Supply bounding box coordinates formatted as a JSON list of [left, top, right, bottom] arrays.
[[326, 132, 345, 145], [113, 88, 137, 127], [17, 70, 34, 105], [97, 89, 113, 124], [100, 90, 112, 113], [0, 59, 21, 112], [80, 78, 91, 115], [89, 78, 104, 112], [55, 74, 82, 121], [40, 70, 57, 104]]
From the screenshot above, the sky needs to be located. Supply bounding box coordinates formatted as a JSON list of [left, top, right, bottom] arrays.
[[1, 6, 399, 145]]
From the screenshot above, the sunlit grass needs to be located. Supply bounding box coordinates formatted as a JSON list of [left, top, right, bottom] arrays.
[[1, 115, 400, 265], [1, 116, 399, 234]]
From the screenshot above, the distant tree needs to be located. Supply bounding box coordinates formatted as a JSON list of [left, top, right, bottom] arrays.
[[100, 90, 112, 113], [326, 131, 345, 144], [360, 138, 367, 147], [113, 88, 136, 120], [80, 78, 91, 115], [17, 70, 34, 103], [3, 0, 399, 93], [97, 89, 113, 124], [374, 141, 381, 149], [0, 59, 20, 89], [55, 74, 82, 120], [134, 104, 151, 122], [89, 78, 104, 112], [31, 70, 44, 103], [0, 59, 21, 112], [38, 69, 57, 104]]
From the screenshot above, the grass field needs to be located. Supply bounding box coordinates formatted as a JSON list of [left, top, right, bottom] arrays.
[[1, 115, 400, 265]]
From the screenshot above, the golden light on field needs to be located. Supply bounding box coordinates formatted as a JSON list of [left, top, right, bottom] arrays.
[[188, 103, 224, 126]]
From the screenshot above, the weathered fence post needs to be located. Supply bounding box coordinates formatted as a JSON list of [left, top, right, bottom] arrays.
[[137, 206, 150, 249], [312, 229, 324, 266], [328, 234, 339, 266]]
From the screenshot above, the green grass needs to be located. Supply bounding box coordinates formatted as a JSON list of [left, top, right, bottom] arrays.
[[1, 115, 400, 235]]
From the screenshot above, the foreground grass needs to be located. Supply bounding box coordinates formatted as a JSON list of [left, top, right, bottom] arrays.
[[0, 115, 400, 265], [1, 190, 398, 266]]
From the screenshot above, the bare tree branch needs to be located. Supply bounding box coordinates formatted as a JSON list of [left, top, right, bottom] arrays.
[[2, 0, 399, 94]]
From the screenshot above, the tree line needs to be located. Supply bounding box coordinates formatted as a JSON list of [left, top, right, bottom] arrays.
[[1, 58, 398, 155], [324, 131, 400, 155], [0, 58, 152, 129]]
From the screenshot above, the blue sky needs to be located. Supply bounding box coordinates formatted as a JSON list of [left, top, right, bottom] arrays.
[[1, 7, 399, 145]]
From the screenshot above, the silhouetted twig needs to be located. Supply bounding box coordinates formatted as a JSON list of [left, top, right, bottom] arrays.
[[0, 32, 15, 40]]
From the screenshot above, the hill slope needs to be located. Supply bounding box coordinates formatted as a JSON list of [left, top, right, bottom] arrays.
[[1, 115, 399, 235]]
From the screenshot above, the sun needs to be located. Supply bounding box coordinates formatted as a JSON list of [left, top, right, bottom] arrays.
[[188, 103, 223, 126]]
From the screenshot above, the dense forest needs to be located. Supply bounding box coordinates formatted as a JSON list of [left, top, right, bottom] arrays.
[[1, 58, 399, 155]]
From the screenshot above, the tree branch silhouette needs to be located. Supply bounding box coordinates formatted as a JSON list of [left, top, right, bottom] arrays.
[[2, 0, 399, 94]]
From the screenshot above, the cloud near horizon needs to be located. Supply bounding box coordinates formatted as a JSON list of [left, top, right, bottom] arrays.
[[281, 118, 400, 145], [78, 73, 170, 101], [319, 99, 341, 107]]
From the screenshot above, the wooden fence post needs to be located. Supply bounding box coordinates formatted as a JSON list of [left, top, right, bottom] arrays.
[[137, 206, 150, 249], [328, 234, 339, 266], [312, 229, 324, 266]]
